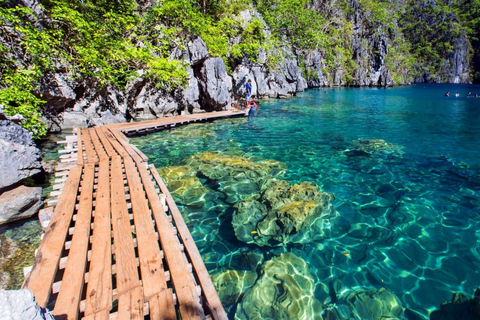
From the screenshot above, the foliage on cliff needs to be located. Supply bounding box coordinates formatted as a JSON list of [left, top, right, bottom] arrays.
[[1, 0, 479, 137]]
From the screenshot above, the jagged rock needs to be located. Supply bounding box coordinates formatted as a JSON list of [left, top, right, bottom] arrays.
[[430, 289, 480, 320], [156, 166, 209, 207], [232, 180, 337, 246], [232, 65, 256, 98], [57, 111, 90, 129], [303, 49, 329, 87], [324, 287, 405, 320], [0, 186, 43, 225], [187, 37, 209, 66], [0, 289, 54, 320], [197, 57, 233, 111], [211, 270, 258, 306], [235, 253, 323, 320], [0, 120, 42, 191], [41, 72, 76, 109], [176, 67, 202, 113]]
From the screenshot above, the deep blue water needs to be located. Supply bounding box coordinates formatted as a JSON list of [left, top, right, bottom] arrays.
[[131, 83, 480, 319]]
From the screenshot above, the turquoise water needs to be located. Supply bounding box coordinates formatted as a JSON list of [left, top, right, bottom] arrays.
[[131, 84, 480, 319]]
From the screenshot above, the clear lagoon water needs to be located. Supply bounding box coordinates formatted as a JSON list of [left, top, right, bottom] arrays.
[[130, 83, 480, 319]]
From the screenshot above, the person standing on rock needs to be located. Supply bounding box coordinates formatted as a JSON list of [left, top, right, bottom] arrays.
[[246, 79, 252, 108]]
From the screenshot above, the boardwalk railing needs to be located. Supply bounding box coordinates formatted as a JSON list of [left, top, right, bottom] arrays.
[[23, 111, 243, 320]]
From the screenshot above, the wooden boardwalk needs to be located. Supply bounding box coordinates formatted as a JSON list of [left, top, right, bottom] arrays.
[[23, 111, 244, 320]]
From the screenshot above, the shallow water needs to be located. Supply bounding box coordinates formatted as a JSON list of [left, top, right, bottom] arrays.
[[132, 84, 480, 319]]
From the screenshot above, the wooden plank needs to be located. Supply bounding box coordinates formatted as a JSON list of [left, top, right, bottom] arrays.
[[23, 166, 83, 307], [150, 164, 228, 320], [117, 287, 144, 320], [89, 128, 108, 161], [95, 127, 117, 158], [101, 128, 129, 159], [82, 127, 99, 164], [53, 164, 96, 319], [110, 157, 140, 295], [123, 157, 176, 320], [136, 162, 204, 320], [80, 310, 110, 320], [108, 128, 145, 164], [77, 128, 84, 166], [84, 160, 112, 317]]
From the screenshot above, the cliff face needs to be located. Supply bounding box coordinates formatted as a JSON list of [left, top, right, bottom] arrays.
[[1, 0, 478, 133]]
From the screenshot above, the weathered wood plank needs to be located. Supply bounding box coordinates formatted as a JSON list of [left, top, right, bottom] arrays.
[[95, 127, 117, 158], [82, 128, 99, 164], [137, 162, 204, 320], [123, 157, 175, 320], [150, 164, 228, 320], [117, 286, 144, 320], [22, 166, 83, 308], [108, 128, 145, 163], [89, 128, 108, 161], [77, 128, 84, 166], [110, 157, 140, 295], [53, 164, 95, 319], [102, 128, 129, 159], [84, 160, 112, 317]]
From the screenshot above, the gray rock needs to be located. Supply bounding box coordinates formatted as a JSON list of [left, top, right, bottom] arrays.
[[0, 186, 43, 225], [197, 57, 232, 111], [58, 111, 90, 129], [187, 37, 209, 66], [232, 65, 256, 97], [41, 72, 76, 109], [0, 289, 54, 320], [177, 67, 201, 113], [0, 121, 42, 191]]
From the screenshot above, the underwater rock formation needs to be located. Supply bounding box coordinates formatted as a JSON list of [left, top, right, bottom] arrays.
[[324, 287, 405, 320], [429, 289, 480, 320], [183, 151, 287, 203], [156, 166, 209, 207], [344, 139, 404, 157], [235, 252, 323, 320], [233, 180, 337, 246], [211, 269, 258, 307]]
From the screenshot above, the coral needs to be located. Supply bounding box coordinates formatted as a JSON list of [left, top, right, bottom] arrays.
[[184, 151, 287, 203], [324, 287, 405, 320], [233, 180, 337, 246], [235, 252, 323, 320], [157, 166, 209, 207], [344, 139, 404, 157], [211, 269, 258, 306]]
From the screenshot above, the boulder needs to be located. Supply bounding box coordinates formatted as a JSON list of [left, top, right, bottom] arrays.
[[176, 67, 202, 113], [58, 111, 90, 129], [323, 287, 405, 320], [232, 180, 337, 246], [235, 253, 323, 320], [197, 57, 233, 111], [0, 120, 42, 191], [187, 37, 209, 66], [156, 165, 210, 207], [0, 289, 54, 320], [0, 186, 43, 225], [211, 269, 258, 306], [430, 289, 480, 320]]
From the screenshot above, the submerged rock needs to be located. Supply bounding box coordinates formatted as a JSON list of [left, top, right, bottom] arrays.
[[233, 180, 337, 246], [156, 166, 209, 207], [184, 151, 287, 203], [324, 287, 405, 320], [235, 252, 323, 320], [211, 269, 258, 306], [430, 289, 480, 320], [344, 139, 404, 157]]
